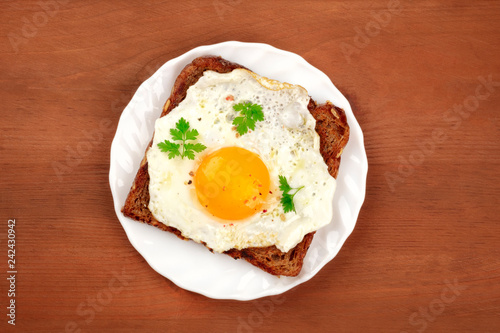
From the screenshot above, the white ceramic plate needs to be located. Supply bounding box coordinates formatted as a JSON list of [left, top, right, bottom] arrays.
[[109, 41, 367, 300]]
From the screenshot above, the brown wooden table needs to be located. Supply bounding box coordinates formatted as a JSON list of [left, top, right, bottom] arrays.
[[2, 1, 499, 332]]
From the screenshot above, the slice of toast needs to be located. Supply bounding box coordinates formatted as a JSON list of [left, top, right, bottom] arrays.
[[122, 56, 350, 276]]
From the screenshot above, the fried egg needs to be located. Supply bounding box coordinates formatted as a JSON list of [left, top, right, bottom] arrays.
[[147, 68, 336, 253]]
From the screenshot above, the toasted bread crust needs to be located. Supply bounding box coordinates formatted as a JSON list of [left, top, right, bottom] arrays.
[[122, 56, 349, 276]]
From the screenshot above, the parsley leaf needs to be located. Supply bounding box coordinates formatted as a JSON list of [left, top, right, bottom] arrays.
[[232, 102, 264, 135], [279, 175, 304, 213], [169, 128, 183, 141], [183, 143, 207, 160], [184, 129, 199, 141], [158, 140, 181, 159], [176, 117, 190, 133], [157, 117, 206, 160], [279, 175, 292, 193]]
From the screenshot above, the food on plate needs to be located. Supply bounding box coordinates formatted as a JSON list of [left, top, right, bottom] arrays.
[[122, 56, 349, 276]]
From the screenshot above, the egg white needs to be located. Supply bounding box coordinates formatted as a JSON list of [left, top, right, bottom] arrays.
[[147, 69, 336, 253]]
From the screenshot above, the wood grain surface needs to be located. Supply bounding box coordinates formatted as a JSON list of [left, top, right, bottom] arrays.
[[1, 0, 499, 332]]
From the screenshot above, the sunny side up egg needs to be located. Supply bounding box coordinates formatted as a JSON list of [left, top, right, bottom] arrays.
[[147, 68, 336, 253]]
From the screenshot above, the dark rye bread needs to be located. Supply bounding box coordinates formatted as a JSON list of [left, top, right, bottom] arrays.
[[122, 56, 350, 276]]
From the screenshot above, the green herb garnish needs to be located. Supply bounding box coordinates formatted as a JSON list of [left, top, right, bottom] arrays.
[[279, 175, 304, 213], [157, 117, 206, 160], [232, 102, 264, 135]]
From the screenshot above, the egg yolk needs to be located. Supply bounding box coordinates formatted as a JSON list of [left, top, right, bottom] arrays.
[[194, 147, 270, 220]]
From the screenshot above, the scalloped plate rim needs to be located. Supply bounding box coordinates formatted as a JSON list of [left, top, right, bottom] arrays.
[[109, 41, 367, 300]]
